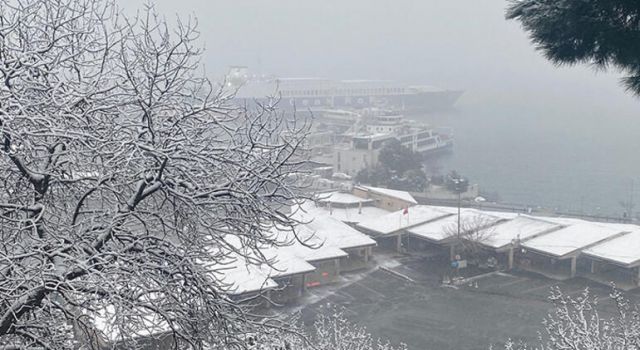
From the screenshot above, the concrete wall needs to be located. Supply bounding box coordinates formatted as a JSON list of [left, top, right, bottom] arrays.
[[333, 149, 379, 176], [352, 187, 414, 211]]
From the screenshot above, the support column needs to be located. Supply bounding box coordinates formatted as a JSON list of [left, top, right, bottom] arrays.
[[335, 258, 341, 277], [449, 245, 456, 261], [396, 234, 402, 253], [570, 257, 577, 278], [590, 260, 597, 274], [300, 274, 307, 296], [364, 247, 369, 264], [636, 266, 640, 287], [507, 248, 514, 270]]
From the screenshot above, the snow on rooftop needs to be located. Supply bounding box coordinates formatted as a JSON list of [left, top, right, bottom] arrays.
[[359, 186, 417, 204], [357, 205, 451, 236], [92, 302, 170, 343], [582, 229, 640, 267], [216, 213, 376, 292], [316, 191, 373, 205], [522, 223, 627, 258], [267, 222, 353, 264], [407, 209, 503, 243], [258, 244, 317, 277], [222, 234, 315, 281], [431, 205, 518, 220], [296, 200, 389, 224], [300, 213, 377, 249], [479, 215, 562, 249], [215, 253, 279, 295]]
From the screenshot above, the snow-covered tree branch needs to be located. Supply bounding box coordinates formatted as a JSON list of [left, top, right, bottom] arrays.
[[0, 0, 309, 348], [252, 307, 407, 350], [506, 0, 640, 95], [496, 287, 640, 350]]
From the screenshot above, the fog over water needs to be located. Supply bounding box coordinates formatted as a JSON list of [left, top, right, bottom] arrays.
[[127, 0, 640, 217]]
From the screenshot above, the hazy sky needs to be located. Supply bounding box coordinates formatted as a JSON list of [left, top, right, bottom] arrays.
[[119, 0, 639, 110]]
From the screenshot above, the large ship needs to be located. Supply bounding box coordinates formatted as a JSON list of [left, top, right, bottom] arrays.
[[226, 66, 463, 113]]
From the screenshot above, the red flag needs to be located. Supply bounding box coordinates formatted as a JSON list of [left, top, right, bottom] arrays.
[[403, 207, 409, 215]]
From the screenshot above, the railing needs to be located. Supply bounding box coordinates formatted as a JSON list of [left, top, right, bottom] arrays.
[[412, 195, 633, 224]]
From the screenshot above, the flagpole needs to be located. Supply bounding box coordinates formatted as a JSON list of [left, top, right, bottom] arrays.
[[406, 208, 410, 225]]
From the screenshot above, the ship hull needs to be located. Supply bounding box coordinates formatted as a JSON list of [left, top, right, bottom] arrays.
[[236, 90, 463, 113]]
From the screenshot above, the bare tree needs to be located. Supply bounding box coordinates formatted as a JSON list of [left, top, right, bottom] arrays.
[[495, 287, 640, 350], [444, 214, 498, 262], [0, 0, 309, 348]]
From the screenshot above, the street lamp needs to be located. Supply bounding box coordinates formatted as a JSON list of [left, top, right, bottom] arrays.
[[451, 176, 468, 239], [448, 172, 468, 260]]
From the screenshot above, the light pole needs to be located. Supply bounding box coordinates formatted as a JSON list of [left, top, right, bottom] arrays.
[[455, 179, 461, 240], [452, 177, 468, 239], [449, 173, 468, 261]]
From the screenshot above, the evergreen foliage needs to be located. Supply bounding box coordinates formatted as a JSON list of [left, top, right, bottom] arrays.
[[506, 0, 640, 94], [355, 140, 427, 192]]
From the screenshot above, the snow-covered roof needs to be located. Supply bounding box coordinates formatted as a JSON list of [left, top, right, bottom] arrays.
[[356, 205, 451, 236], [316, 191, 373, 205], [217, 255, 279, 295], [300, 213, 377, 249], [432, 205, 518, 220], [406, 209, 504, 243], [582, 229, 640, 267], [479, 215, 562, 250], [296, 200, 389, 224], [93, 304, 170, 343], [521, 223, 627, 258], [222, 234, 315, 282], [358, 186, 418, 204], [258, 245, 317, 277], [269, 224, 349, 263]]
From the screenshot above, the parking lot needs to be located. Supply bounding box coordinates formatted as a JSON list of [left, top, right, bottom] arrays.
[[299, 256, 640, 350]]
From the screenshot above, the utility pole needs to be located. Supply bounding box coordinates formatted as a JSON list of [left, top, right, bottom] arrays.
[[630, 179, 635, 222], [448, 172, 468, 260], [457, 185, 461, 240]]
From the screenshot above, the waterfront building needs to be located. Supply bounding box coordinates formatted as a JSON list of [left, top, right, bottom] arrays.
[[518, 221, 626, 280], [579, 226, 640, 290]]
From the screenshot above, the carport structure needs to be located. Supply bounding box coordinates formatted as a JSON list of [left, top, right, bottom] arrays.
[[356, 205, 452, 252], [219, 254, 278, 305], [268, 224, 348, 289], [518, 222, 628, 280], [580, 228, 640, 290], [294, 197, 389, 226], [405, 208, 506, 259], [304, 214, 377, 272], [218, 242, 316, 306], [476, 215, 563, 270]]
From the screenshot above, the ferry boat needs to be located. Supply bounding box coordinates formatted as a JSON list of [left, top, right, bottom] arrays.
[[354, 111, 454, 157], [317, 108, 454, 156], [226, 66, 463, 113]]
